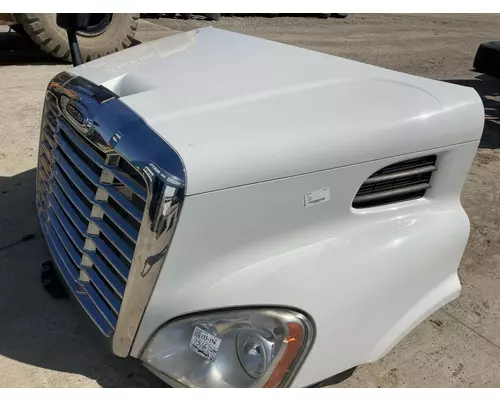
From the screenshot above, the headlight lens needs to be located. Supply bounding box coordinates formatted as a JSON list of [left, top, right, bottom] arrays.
[[141, 308, 313, 388]]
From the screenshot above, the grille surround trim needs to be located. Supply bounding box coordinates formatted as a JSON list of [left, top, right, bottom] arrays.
[[36, 72, 186, 356]]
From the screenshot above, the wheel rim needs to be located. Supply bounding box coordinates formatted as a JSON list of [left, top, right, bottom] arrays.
[[77, 14, 113, 37]]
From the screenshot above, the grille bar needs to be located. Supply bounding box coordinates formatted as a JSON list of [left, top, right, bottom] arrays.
[[39, 155, 52, 177], [51, 167, 133, 270], [80, 281, 118, 327], [48, 206, 121, 317], [40, 142, 53, 163], [40, 176, 127, 303], [54, 133, 144, 223], [50, 170, 131, 280], [354, 183, 431, 207], [50, 179, 88, 236], [43, 128, 56, 149], [48, 193, 85, 252], [53, 154, 138, 244], [46, 114, 57, 132], [41, 212, 114, 336], [48, 192, 125, 298], [364, 165, 437, 185], [58, 118, 147, 201], [52, 158, 135, 261]]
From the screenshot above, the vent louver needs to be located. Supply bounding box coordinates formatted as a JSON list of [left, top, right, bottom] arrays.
[[353, 155, 437, 209]]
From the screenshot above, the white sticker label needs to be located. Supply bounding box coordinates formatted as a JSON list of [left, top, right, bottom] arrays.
[[303, 187, 330, 207], [189, 326, 221, 362]]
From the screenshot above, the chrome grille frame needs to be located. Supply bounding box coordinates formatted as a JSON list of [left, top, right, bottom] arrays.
[[36, 72, 186, 356]]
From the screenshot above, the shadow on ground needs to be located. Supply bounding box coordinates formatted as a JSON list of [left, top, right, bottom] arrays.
[[0, 31, 63, 65], [0, 169, 166, 387], [447, 74, 500, 149]]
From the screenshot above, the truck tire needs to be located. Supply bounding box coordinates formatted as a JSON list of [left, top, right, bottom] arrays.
[[473, 41, 500, 79], [14, 13, 139, 62]]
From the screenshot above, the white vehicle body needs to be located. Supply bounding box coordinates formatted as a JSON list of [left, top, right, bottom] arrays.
[[37, 27, 483, 387]]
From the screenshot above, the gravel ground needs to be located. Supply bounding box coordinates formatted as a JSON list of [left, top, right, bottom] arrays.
[[1, 14, 500, 387]]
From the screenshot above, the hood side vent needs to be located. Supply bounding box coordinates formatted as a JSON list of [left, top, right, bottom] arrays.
[[353, 155, 437, 209]]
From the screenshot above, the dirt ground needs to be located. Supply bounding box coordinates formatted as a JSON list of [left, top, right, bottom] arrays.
[[1, 14, 500, 387]]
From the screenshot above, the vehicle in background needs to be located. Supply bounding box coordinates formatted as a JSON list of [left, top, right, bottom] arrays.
[[0, 13, 139, 62], [0, 13, 349, 62]]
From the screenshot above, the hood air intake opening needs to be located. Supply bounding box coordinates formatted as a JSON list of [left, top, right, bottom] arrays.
[[353, 155, 437, 209]]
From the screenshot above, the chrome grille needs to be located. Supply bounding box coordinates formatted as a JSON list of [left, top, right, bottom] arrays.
[[36, 92, 147, 336], [353, 155, 437, 209]]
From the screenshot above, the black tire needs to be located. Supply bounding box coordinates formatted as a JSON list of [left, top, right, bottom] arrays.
[[14, 13, 139, 63], [473, 41, 500, 79], [318, 13, 331, 19], [180, 13, 193, 20], [332, 13, 348, 18]]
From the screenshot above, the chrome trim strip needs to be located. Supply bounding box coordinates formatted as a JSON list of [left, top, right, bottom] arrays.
[[115, 184, 184, 356], [39, 72, 186, 356]]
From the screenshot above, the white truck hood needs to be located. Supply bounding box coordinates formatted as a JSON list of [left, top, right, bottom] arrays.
[[72, 27, 484, 195]]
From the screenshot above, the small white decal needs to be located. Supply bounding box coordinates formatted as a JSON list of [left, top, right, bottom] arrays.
[[189, 326, 221, 362], [303, 187, 330, 207]]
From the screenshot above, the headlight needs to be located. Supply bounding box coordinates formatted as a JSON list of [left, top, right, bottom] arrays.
[[141, 308, 314, 388]]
